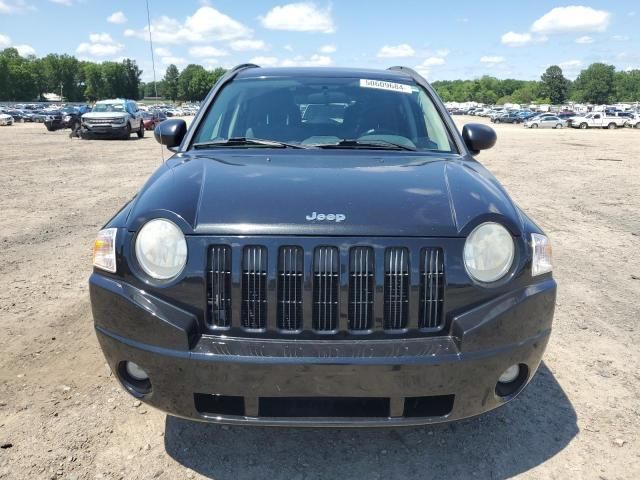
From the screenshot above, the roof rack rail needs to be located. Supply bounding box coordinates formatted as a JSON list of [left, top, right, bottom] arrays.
[[228, 63, 260, 74], [387, 66, 425, 82]]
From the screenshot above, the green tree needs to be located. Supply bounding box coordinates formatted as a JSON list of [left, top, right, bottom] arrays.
[[573, 63, 616, 104], [163, 64, 179, 101], [540, 65, 569, 104], [614, 69, 640, 102]]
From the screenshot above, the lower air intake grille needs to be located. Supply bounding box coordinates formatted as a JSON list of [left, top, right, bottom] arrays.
[[384, 247, 409, 330], [313, 247, 339, 331], [278, 246, 303, 331], [208, 246, 231, 328], [349, 247, 374, 331], [420, 248, 445, 329], [242, 246, 267, 329]]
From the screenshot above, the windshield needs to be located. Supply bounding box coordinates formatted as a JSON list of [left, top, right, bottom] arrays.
[[93, 103, 125, 113], [192, 76, 455, 152]]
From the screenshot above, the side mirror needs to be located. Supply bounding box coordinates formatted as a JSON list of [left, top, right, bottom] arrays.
[[154, 118, 187, 150], [461, 123, 497, 154]]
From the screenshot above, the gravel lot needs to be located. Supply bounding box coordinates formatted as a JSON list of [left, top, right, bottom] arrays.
[[0, 117, 639, 479]]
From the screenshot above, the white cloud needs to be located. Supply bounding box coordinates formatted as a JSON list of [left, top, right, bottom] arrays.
[[376, 44, 415, 58], [575, 35, 594, 44], [319, 44, 336, 54], [480, 56, 505, 64], [249, 54, 332, 67], [415, 52, 448, 78], [89, 33, 114, 44], [260, 3, 335, 33], [422, 56, 445, 67], [501, 31, 532, 47], [249, 56, 280, 67], [558, 60, 583, 72], [160, 56, 187, 67], [126, 6, 251, 44], [76, 33, 123, 57], [229, 39, 267, 51], [0, 33, 10, 47], [107, 11, 127, 24], [154, 47, 172, 57], [531, 6, 610, 34], [188, 45, 229, 57], [283, 44, 294, 52], [14, 43, 34, 56], [0, 0, 34, 14]]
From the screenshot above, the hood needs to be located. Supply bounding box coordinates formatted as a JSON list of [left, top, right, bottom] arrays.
[[126, 152, 522, 237], [83, 111, 127, 119]]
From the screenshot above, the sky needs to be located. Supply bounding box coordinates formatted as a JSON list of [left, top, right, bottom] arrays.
[[0, 0, 638, 82]]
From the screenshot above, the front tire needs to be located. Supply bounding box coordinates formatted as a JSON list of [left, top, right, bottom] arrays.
[[607, 122, 616, 130], [532, 123, 538, 129], [555, 124, 563, 129], [580, 123, 588, 129], [137, 122, 144, 138], [122, 123, 131, 140]]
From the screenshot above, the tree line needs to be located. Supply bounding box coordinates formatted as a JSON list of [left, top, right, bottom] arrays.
[[2, 48, 639, 105], [433, 63, 640, 105], [0, 48, 227, 103]]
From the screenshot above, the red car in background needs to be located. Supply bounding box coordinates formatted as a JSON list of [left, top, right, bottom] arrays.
[[141, 111, 167, 130]]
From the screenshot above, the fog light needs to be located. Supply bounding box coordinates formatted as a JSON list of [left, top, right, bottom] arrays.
[[125, 361, 148, 381], [498, 364, 520, 384]]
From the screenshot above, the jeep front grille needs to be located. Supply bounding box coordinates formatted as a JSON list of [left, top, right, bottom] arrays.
[[206, 239, 446, 338]]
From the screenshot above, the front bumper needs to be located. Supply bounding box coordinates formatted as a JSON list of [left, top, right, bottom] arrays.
[[82, 124, 128, 137], [91, 273, 556, 426]]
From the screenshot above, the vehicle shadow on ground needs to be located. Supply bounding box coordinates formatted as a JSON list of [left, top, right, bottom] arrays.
[[164, 363, 577, 480]]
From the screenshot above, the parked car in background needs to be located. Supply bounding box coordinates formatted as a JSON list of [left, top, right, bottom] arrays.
[[0, 113, 14, 126], [1, 108, 31, 122], [81, 99, 144, 139], [568, 113, 627, 129], [141, 111, 167, 130], [45, 105, 90, 132], [524, 116, 565, 129], [623, 113, 640, 128], [492, 112, 522, 124]]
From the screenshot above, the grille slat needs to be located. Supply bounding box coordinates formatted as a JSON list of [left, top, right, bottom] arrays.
[[313, 247, 339, 331], [278, 246, 303, 331], [208, 246, 231, 328], [420, 248, 445, 329], [242, 246, 267, 329], [384, 247, 409, 330], [349, 247, 374, 331]]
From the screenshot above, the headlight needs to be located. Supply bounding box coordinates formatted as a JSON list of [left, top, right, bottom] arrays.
[[93, 228, 117, 273], [531, 233, 552, 276], [63, 115, 71, 122], [135, 219, 187, 280], [463, 222, 515, 283]]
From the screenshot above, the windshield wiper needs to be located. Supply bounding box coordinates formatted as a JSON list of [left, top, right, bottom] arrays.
[[308, 138, 416, 151], [193, 137, 309, 149]]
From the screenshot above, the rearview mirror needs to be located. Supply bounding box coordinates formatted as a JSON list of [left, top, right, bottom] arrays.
[[154, 118, 187, 150], [461, 123, 497, 154]]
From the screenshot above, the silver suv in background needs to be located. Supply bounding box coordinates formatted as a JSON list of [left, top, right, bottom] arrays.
[[81, 99, 144, 139]]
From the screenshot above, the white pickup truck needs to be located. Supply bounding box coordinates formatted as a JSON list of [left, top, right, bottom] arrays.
[[568, 112, 627, 130]]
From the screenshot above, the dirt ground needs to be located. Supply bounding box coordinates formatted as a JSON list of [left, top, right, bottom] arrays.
[[0, 117, 639, 480]]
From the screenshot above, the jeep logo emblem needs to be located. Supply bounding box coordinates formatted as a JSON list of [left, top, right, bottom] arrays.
[[306, 212, 346, 222]]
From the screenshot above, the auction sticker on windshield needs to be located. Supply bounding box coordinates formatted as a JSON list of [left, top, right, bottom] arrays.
[[360, 79, 412, 94]]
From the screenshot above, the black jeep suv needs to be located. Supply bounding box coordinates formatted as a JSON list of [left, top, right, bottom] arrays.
[[90, 65, 556, 426]]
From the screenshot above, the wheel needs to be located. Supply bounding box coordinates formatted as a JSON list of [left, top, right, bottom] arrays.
[[123, 122, 131, 140], [495, 119, 500, 124], [580, 123, 588, 129], [555, 124, 563, 129], [607, 122, 616, 130], [635, 122, 640, 129], [532, 123, 538, 129], [137, 121, 144, 138], [45, 124, 54, 132]]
